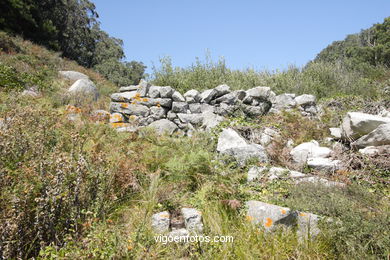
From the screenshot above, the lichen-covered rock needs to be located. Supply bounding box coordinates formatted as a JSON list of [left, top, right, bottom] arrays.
[[246, 201, 321, 240], [68, 79, 98, 100], [352, 123, 390, 149], [109, 112, 125, 123], [246, 201, 295, 230], [151, 211, 170, 234], [110, 102, 150, 117], [148, 119, 178, 135], [111, 91, 138, 102], [59, 71, 89, 81], [181, 208, 203, 234], [150, 106, 168, 120], [119, 85, 138, 92]]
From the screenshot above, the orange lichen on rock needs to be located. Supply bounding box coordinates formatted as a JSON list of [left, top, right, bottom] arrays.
[[264, 217, 273, 228], [245, 215, 254, 222], [110, 114, 123, 122], [299, 212, 307, 217], [281, 209, 287, 214], [110, 122, 126, 128], [161, 213, 170, 218], [65, 105, 82, 114], [142, 98, 148, 102], [120, 103, 129, 108]]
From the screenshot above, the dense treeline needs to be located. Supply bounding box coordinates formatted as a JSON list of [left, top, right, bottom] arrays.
[[315, 17, 390, 67], [0, 0, 145, 85]]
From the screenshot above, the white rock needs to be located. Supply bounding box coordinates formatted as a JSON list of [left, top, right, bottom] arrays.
[[352, 123, 390, 149], [217, 128, 248, 153], [329, 128, 342, 139], [341, 112, 390, 141], [290, 140, 332, 164], [307, 157, 341, 172], [294, 94, 316, 106], [272, 94, 297, 110], [214, 84, 231, 97], [358, 146, 380, 155], [171, 102, 189, 113], [148, 119, 178, 135], [245, 86, 272, 100], [68, 79, 98, 100]]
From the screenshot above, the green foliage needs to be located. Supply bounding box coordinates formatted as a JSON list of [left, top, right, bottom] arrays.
[[0, 1, 145, 86], [315, 17, 390, 68], [151, 55, 385, 99]]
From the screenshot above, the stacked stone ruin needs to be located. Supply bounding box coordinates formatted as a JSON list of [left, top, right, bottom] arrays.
[[109, 80, 319, 134]]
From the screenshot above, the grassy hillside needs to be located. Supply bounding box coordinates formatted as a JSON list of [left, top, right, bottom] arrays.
[[1, 31, 389, 259]]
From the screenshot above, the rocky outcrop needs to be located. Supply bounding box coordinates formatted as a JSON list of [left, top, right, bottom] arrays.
[[109, 80, 320, 134]]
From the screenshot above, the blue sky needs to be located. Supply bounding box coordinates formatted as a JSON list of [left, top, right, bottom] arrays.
[[93, 0, 390, 73]]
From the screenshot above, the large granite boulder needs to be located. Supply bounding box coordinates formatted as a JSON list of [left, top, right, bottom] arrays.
[[59, 70, 89, 81], [341, 112, 390, 141], [352, 123, 390, 149], [68, 79, 99, 100]]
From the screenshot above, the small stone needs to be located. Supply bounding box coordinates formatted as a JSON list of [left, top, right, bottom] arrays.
[[148, 86, 161, 98], [159, 86, 174, 98], [148, 119, 178, 135], [200, 89, 217, 103], [184, 89, 201, 103], [109, 112, 125, 123], [151, 211, 170, 234], [181, 208, 203, 234], [189, 103, 202, 113]]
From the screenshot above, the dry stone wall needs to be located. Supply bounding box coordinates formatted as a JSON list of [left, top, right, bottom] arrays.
[[109, 80, 319, 134]]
